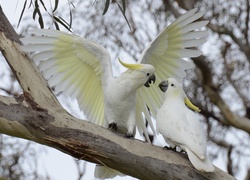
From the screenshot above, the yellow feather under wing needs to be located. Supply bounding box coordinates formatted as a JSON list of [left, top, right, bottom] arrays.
[[52, 35, 105, 125], [21, 29, 106, 126]]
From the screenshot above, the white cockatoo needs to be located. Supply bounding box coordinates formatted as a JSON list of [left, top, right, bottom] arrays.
[[157, 78, 214, 172], [21, 8, 208, 178]]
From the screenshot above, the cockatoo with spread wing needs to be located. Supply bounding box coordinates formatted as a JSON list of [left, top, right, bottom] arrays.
[[21, 8, 208, 178], [157, 78, 214, 172]]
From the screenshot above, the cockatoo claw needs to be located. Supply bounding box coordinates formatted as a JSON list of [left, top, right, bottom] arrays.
[[163, 146, 177, 152], [124, 132, 134, 138], [180, 149, 187, 154], [108, 122, 118, 131]]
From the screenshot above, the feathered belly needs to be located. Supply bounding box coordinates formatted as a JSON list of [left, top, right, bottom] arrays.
[[104, 92, 137, 132], [156, 103, 186, 143]]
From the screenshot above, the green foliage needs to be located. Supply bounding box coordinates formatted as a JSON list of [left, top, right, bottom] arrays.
[[18, 0, 130, 31], [116, 0, 131, 30], [102, 0, 131, 30], [103, 0, 111, 15], [18, 0, 74, 32]]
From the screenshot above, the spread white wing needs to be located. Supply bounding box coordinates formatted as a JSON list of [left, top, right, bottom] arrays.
[[136, 8, 208, 135], [21, 29, 112, 126]]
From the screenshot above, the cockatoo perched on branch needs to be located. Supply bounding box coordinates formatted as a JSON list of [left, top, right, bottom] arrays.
[[157, 78, 214, 172], [21, 8, 208, 178]]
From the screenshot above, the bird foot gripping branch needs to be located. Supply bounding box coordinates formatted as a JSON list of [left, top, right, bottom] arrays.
[[124, 132, 134, 138], [108, 122, 118, 131]]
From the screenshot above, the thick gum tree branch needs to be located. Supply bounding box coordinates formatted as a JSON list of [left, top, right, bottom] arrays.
[[0, 6, 62, 112], [0, 95, 235, 180]]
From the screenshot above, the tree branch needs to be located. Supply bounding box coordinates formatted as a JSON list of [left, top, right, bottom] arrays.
[[0, 6, 62, 112], [245, 0, 249, 46], [193, 56, 250, 134], [0, 95, 234, 180], [207, 23, 250, 63], [221, 42, 248, 108]]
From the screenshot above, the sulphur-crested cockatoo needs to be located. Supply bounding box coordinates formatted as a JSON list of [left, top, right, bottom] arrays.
[[157, 78, 214, 172], [21, 8, 208, 178]]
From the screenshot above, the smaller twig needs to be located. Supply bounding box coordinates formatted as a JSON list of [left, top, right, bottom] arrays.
[[245, 0, 249, 45], [227, 145, 234, 176], [221, 41, 248, 110]]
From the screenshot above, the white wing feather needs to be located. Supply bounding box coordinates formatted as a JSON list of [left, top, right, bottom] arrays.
[[186, 148, 215, 172], [21, 29, 112, 126], [136, 9, 208, 133], [94, 165, 125, 179]]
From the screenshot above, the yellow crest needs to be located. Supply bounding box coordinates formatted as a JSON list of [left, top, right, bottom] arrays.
[[184, 97, 201, 112], [118, 58, 143, 70]]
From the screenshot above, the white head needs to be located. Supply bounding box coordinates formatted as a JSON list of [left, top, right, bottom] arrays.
[[119, 58, 156, 88], [158, 78, 182, 96], [158, 78, 201, 112]]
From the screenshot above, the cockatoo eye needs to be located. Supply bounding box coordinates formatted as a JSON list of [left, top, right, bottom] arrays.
[[146, 73, 150, 76], [171, 83, 174, 87]]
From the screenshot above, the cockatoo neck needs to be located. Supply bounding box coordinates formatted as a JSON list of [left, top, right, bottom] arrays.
[[165, 88, 184, 102], [104, 72, 138, 101], [119, 70, 145, 91]]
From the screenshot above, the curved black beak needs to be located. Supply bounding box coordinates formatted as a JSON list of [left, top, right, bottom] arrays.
[[158, 81, 168, 92], [144, 74, 156, 87]]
